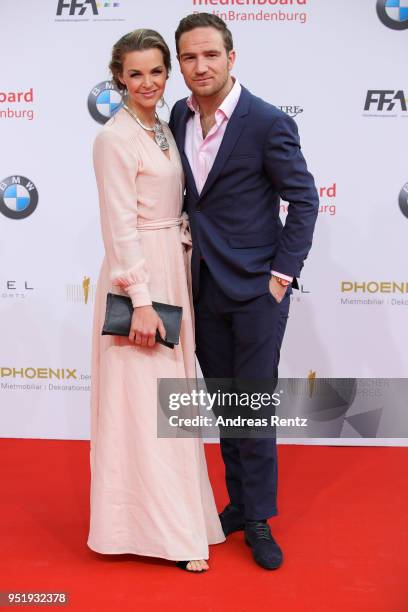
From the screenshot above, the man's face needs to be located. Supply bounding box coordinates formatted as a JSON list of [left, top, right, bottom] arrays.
[[178, 27, 235, 99]]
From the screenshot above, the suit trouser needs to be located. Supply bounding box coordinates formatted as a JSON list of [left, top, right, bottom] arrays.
[[194, 261, 290, 520]]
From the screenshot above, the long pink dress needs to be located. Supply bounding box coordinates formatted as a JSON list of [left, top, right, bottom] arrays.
[[87, 108, 225, 561]]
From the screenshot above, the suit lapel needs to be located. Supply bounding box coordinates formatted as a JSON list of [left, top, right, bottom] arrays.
[[199, 87, 251, 200], [182, 151, 199, 201], [174, 104, 199, 200]]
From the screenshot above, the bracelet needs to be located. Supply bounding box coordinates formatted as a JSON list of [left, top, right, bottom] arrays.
[[272, 275, 291, 287]]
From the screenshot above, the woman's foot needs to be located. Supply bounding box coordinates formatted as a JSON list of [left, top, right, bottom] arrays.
[[176, 559, 209, 572]]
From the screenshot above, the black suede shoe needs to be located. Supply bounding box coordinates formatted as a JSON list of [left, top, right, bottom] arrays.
[[244, 520, 283, 570], [219, 504, 245, 536]]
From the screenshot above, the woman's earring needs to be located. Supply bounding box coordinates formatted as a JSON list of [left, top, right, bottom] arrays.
[[157, 96, 170, 118]]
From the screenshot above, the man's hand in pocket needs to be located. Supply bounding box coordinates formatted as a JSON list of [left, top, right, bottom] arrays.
[[268, 276, 289, 304]]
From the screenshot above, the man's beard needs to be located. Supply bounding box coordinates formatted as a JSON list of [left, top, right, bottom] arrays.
[[192, 71, 229, 98]]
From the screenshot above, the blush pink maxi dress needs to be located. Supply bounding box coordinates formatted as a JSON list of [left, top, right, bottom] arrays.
[[87, 108, 225, 561]]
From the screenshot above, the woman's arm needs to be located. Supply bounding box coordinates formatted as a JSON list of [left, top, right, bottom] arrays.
[[93, 129, 151, 307]]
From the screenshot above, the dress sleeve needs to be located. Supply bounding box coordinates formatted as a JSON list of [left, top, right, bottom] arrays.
[[93, 129, 151, 307]]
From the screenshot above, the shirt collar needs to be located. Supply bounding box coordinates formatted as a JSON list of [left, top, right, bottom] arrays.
[[186, 77, 241, 120]]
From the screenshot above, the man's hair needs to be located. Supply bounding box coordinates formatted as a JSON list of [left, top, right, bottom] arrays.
[[175, 13, 233, 55]]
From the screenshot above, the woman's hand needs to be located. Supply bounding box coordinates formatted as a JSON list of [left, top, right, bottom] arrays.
[[129, 305, 166, 348]]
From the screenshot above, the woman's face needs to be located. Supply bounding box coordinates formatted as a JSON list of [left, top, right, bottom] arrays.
[[119, 48, 167, 113]]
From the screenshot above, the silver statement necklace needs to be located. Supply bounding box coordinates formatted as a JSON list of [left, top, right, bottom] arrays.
[[123, 102, 169, 151]]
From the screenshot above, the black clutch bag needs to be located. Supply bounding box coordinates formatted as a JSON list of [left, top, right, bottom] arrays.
[[101, 292, 182, 349]]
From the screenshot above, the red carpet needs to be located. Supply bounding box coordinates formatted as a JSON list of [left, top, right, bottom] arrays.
[[0, 439, 407, 611]]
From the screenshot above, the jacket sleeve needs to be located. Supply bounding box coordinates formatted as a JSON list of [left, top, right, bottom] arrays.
[[93, 129, 151, 307], [263, 113, 319, 278]]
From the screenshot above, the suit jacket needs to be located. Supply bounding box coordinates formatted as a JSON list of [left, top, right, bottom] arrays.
[[169, 85, 319, 302]]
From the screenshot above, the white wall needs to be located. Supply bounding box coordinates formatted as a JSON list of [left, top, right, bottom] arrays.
[[0, 0, 407, 443]]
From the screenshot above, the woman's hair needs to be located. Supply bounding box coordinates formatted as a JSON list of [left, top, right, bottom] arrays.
[[109, 29, 171, 91]]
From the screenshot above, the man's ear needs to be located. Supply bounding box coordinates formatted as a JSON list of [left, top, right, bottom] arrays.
[[227, 50, 236, 71]]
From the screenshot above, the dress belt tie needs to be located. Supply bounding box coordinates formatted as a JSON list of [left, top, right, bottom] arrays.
[[136, 217, 183, 231], [136, 214, 193, 290]]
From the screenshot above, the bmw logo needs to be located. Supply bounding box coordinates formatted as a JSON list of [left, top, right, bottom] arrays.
[[377, 0, 408, 30], [0, 175, 38, 220], [88, 81, 123, 124], [399, 182, 408, 218]]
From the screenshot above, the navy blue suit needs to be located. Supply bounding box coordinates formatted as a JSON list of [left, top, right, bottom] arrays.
[[170, 86, 318, 520]]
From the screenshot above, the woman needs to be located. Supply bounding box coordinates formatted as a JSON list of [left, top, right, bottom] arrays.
[[87, 29, 225, 572]]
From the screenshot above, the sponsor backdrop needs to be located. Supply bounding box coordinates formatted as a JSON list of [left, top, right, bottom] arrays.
[[0, 0, 407, 444]]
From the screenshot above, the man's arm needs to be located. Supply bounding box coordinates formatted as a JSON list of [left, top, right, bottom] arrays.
[[263, 113, 319, 280]]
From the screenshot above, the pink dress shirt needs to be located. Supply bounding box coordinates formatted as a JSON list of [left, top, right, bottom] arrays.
[[184, 78, 292, 283]]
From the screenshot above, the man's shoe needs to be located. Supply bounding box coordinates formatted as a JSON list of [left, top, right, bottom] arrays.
[[244, 520, 283, 570], [219, 504, 245, 536]]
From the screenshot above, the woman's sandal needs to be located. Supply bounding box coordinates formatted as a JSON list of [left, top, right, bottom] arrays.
[[176, 561, 206, 573]]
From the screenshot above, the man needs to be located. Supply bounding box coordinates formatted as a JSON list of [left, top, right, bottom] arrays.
[[169, 13, 319, 570]]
